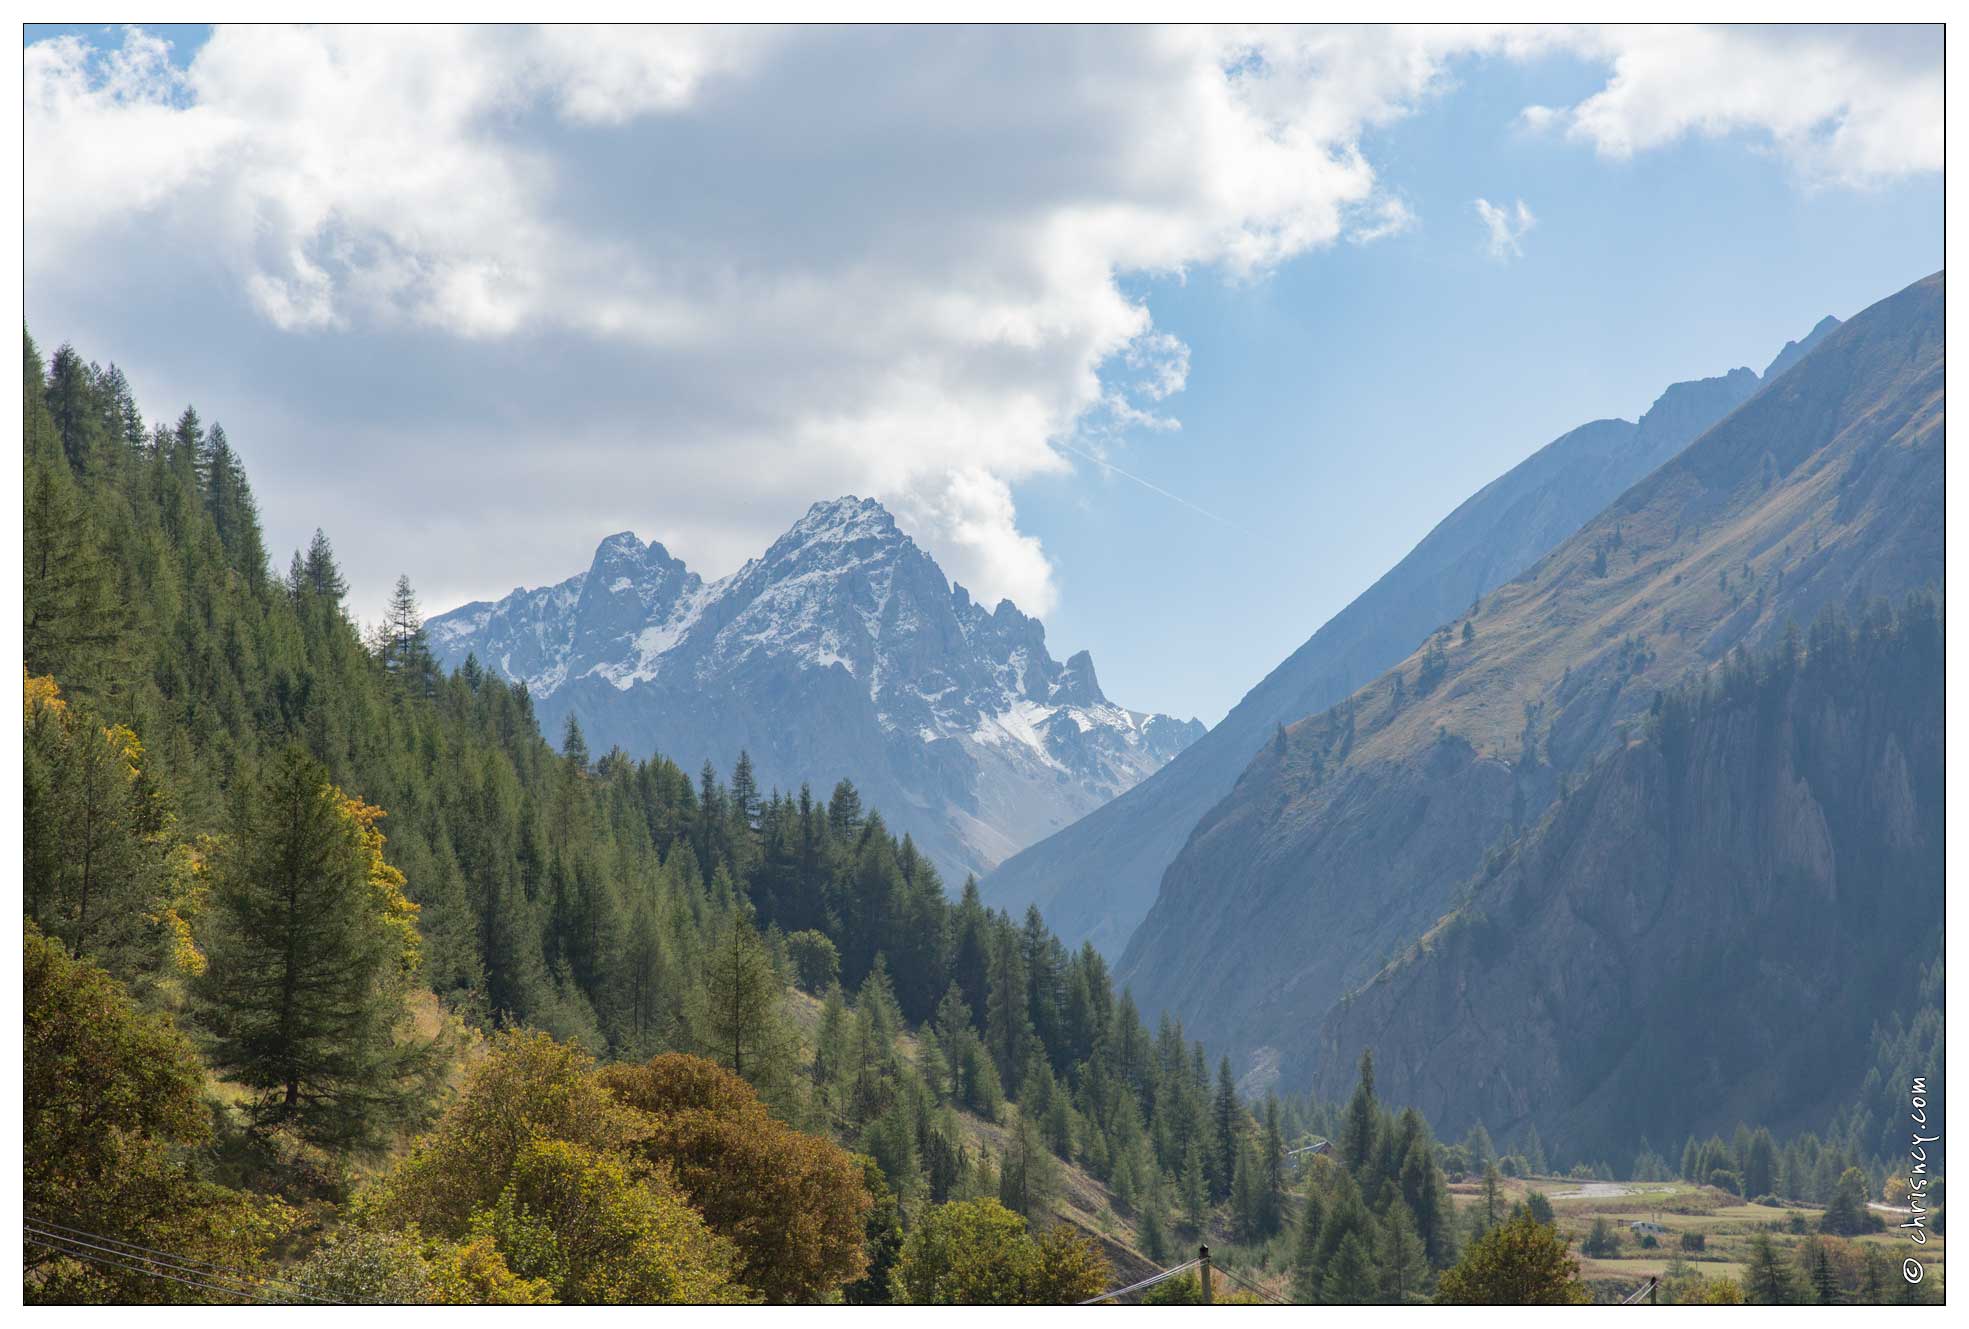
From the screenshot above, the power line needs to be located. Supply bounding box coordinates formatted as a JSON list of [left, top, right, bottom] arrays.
[[25, 1233, 277, 1304], [1212, 1263, 1293, 1305], [1078, 1257, 1202, 1305], [25, 1216, 332, 1301], [24, 1215, 330, 1299]]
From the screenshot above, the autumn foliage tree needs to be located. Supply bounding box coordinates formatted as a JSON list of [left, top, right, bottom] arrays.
[[359, 1032, 750, 1305], [1433, 1211, 1589, 1305], [24, 925, 290, 1304], [23, 672, 167, 976], [598, 1053, 873, 1302], [891, 1198, 1110, 1305]]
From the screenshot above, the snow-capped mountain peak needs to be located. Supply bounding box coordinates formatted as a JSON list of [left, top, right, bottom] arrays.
[[428, 497, 1203, 886]]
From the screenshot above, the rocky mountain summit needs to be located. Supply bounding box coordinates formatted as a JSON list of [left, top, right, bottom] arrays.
[[429, 497, 1203, 888]]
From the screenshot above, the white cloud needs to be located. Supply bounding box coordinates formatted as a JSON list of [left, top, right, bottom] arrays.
[[1521, 24, 1942, 188], [1474, 197, 1536, 261], [24, 24, 1940, 627]]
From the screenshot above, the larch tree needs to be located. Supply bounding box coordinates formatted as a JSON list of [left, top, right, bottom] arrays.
[[696, 907, 788, 1086]]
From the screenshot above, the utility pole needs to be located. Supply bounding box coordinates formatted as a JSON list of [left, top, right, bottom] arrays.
[[1199, 1244, 1212, 1306]]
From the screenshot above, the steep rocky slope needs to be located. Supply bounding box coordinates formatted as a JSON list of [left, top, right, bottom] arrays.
[[1314, 603, 1943, 1161], [1117, 272, 1941, 1088], [983, 323, 1835, 956], [430, 497, 1202, 888]]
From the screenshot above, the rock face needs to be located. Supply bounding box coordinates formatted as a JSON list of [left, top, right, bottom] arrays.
[[428, 497, 1203, 888], [982, 321, 1837, 956], [1115, 272, 1942, 1094], [1314, 604, 1942, 1162]]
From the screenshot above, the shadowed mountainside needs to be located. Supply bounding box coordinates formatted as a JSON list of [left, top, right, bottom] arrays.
[[1117, 273, 1941, 1094], [983, 322, 1838, 955]]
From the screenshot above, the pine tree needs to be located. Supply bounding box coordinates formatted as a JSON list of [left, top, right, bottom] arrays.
[[1744, 1233, 1798, 1304], [378, 574, 434, 691], [999, 1109, 1058, 1219], [44, 343, 105, 475], [300, 528, 349, 600], [1340, 1049, 1379, 1177], [1398, 1134, 1454, 1267], [23, 436, 122, 685], [1473, 1163, 1503, 1238], [196, 747, 436, 1150], [1322, 1230, 1380, 1305], [1229, 1137, 1260, 1240], [698, 909, 788, 1086], [1806, 1241, 1840, 1304], [1258, 1095, 1287, 1238], [1379, 1200, 1430, 1303], [984, 928, 1031, 1093], [1139, 1204, 1169, 1264], [1523, 1124, 1548, 1176], [1211, 1056, 1240, 1201], [1291, 1179, 1328, 1300], [1820, 1166, 1873, 1235], [1179, 1135, 1207, 1232], [561, 713, 590, 772], [23, 687, 162, 973]]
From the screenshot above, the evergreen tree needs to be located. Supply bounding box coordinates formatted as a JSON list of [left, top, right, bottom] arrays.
[[1340, 1048, 1379, 1177], [1229, 1137, 1260, 1240], [1179, 1135, 1207, 1232], [1744, 1233, 1799, 1305], [196, 747, 438, 1150], [1806, 1240, 1840, 1304], [300, 527, 349, 600], [1819, 1166, 1873, 1235], [559, 712, 591, 774], [376, 574, 434, 691], [1258, 1095, 1287, 1238], [984, 928, 1032, 1093], [697, 909, 788, 1086], [23, 433, 121, 685], [1211, 1056, 1240, 1201], [998, 1109, 1058, 1220], [1322, 1231, 1379, 1305], [1522, 1124, 1548, 1176], [1397, 1133, 1454, 1267], [1378, 1201, 1430, 1303], [23, 679, 163, 973]]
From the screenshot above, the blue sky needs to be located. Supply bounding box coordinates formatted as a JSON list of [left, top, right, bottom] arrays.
[[1021, 45, 1942, 722], [24, 25, 1942, 725]]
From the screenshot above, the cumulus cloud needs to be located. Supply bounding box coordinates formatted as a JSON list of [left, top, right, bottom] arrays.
[[1521, 24, 1942, 188], [1474, 197, 1536, 260], [24, 24, 1940, 627]]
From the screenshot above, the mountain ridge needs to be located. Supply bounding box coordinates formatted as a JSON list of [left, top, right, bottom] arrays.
[[429, 496, 1204, 889], [981, 317, 1838, 956], [1115, 271, 1940, 1091]]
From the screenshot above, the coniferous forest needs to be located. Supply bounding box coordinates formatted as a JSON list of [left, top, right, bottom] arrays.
[[19, 328, 1943, 1306]]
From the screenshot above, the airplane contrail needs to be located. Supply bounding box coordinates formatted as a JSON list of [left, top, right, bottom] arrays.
[[1052, 441, 1234, 528]]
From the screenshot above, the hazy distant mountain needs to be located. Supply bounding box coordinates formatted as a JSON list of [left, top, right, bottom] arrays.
[[982, 318, 1838, 956], [1315, 598, 1941, 1163], [429, 497, 1203, 888], [1117, 273, 1941, 1103]]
